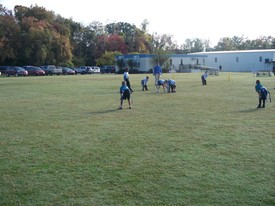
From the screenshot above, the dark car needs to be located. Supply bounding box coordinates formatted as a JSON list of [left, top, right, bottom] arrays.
[[5, 67, 28, 77], [0, 66, 10, 75], [100, 65, 115, 74], [23, 66, 45, 76], [62, 67, 75, 75]]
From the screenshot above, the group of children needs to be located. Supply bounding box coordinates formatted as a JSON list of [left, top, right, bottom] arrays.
[[119, 68, 271, 110], [119, 68, 177, 109], [155, 79, 176, 93]]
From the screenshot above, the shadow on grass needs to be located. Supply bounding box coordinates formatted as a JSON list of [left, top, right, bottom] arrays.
[[238, 107, 260, 113], [88, 108, 121, 114]]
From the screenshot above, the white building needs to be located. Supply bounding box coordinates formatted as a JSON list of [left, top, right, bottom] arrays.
[[116, 49, 275, 73], [193, 49, 275, 72]]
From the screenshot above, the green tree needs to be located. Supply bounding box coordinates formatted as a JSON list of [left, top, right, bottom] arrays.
[[89, 21, 104, 36], [77, 25, 97, 65], [151, 50, 170, 69], [96, 51, 122, 66], [191, 38, 205, 52], [150, 33, 177, 53], [140, 19, 149, 33], [214, 37, 236, 51], [180, 38, 207, 53]]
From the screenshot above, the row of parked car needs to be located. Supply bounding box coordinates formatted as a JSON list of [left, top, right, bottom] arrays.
[[0, 65, 115, 77]]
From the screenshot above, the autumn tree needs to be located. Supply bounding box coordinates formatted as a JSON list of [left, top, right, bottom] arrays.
[[105, 34, 127, 54], [0, 4, 19, 65], [13, 5, 73, 66]]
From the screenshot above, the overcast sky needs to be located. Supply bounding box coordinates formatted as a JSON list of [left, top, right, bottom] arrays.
[[1, 0, 275, 46]]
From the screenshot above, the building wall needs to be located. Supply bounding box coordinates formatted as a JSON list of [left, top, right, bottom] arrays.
[[116, 50, 275, 73], [194, 50, 275, 72], [116, 54, 154, 72]]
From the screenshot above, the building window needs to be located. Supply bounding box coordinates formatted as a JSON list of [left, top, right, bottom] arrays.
[[259, 56, 262, 62], [236, 57, 239, 62], [181, 59, 183, 65], [203, 58, 205, 65], [215, 57, 217, 63], [170, 59, 172, 66]]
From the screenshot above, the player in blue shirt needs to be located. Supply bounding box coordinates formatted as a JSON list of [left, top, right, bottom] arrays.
[[153, 63, 162, 90], [141, 76, 149, 91], [166, 79, 176, 93], [201, 71, 208, 85], [156, 79, 167, 93], [119, 81, 131, 109], [255, 80, 266, 108]]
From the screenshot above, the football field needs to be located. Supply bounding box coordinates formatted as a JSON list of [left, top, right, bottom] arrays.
[[0, 72, 274, 205]]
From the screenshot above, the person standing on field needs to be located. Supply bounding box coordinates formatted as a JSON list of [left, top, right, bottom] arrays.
[[153, 63, 162, 91], [123, 68, 133, 93], [119, 81, 131, 109], [201, 71, 208, 85]]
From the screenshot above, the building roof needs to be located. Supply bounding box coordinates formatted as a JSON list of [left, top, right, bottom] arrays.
[[192, 49, 275, 55], [116, 53, 207, 59]]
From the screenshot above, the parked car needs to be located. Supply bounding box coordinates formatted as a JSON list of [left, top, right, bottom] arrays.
[[41, 65, 62, 75], [0, 66, 10, 75], [75, 66, 94, 74], [62, 67, 75, 75], [23, 66, 45, 76], [5, 66, 28, 77], [100, 65, 115, 74], [91, 66, 101, 73]]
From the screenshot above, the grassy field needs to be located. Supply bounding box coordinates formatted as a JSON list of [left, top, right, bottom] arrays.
[[0, 72, 274, 205]]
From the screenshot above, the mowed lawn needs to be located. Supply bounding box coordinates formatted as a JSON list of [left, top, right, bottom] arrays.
[[0, 72, 274, 205]]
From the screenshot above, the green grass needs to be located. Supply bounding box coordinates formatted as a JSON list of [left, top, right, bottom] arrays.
[[0, 73, 274, 205]]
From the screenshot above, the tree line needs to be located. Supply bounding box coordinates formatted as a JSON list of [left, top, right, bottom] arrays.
[[1, 4, 274, 67]]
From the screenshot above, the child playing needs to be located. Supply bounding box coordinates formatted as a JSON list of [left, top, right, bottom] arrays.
[[255, 80, 268, 108], [141, 76, 149, 91], [166, 79, 176, 93], [123, 68, 133, 93], [201, 71, 208, 85], [119, 81, 131, 109], [156, 79, 167, 93]]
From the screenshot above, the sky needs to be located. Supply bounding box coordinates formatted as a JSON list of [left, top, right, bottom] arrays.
[[1, 0, 275, 46]]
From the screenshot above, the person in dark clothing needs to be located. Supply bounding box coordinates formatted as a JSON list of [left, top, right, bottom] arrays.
[[255, 79, 267, 108], [119, 81, 131, 109], [123, 68, 133, 92], [201, 71, 208, 85]]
